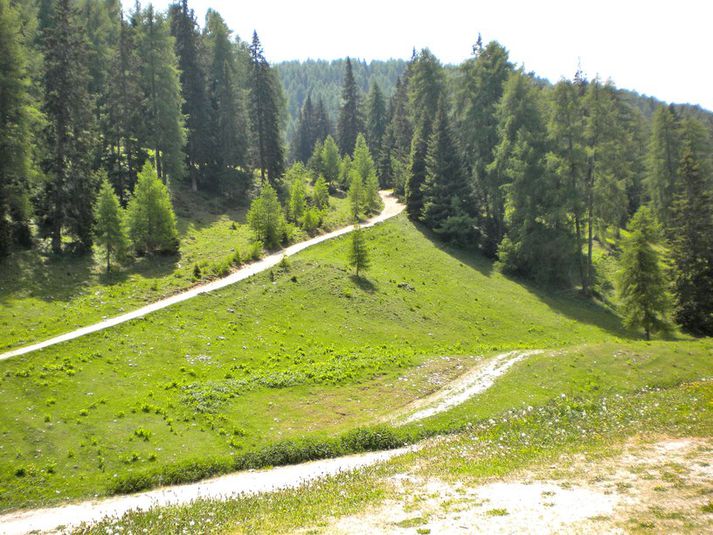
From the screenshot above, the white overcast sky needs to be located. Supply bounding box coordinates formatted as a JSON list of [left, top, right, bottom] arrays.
[[123, 0, 713, 111]]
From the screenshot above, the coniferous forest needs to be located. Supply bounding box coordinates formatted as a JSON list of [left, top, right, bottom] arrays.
[[2, 0, 712, 343]]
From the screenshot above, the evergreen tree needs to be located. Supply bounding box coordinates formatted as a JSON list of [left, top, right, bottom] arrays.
[[337, 58, 364, 156], [366, 81, 387, 169], [204, 9, 249, 195], [313, 175, 329, 210], [347, 225, 370, 277], [351, 134, 380, 213], [670, 142, 713, 336], [94, 176, 129, 271], [421, 98, 471, 240], [313, 97, 332, 142], [338, 153, 352, 190], [408, 49, 444, 129], [405, 116, 431, 219], [645, 105, 681, 226], [39, 0, 96, 253], [247, 182, 285, 249], [286, 164, 307, 222], [320, 135, 340, 187], [136, 5, 186, 183], [126, 161, 179, 255], [388, 74, 413, 165], [248, 31, 284, 186], [348, 169, 364, 220], [170, 0, 210, 191], [0, 0, 34, 255], [293, 93, 316, 163], [618, 206, 670, 339]]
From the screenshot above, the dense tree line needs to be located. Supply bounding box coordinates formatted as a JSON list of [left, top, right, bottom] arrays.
[[1, 0, 284, 257]]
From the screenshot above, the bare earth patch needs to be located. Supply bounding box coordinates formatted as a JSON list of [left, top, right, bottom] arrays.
[[316, 437, 713, 534]]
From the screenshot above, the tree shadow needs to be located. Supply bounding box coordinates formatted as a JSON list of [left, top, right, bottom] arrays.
[[349, 274, 377, 293], [412, 221, 494, 277]]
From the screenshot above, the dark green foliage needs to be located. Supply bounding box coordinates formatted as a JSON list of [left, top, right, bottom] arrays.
[[247, 182, 285, 249], [618, 206, 669, 339], [126, 161, 179, 255], [646, 105, 681, 226], [93, 177, 129, 271], [405, 117, 431, 219], [169, 0, 211, 191], [292, 94, 329, 164], [38, 0, 96, 253], [0, 0, 34, 255], [366, 81, 388, 179], [337, 58, 364, 156], [248, 32, 284, 186], [347, 225, 370, 276], [670, 142, 713, 336]]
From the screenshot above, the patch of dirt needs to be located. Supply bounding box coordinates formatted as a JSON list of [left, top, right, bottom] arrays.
[[316, 437, 713, 534]]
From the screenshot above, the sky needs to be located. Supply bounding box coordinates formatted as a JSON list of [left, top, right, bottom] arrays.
[[123, 0, 713, 111]]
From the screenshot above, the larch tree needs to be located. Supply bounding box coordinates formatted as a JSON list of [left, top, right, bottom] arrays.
[[645, 105, 681, 227], [248, 31, 284, 186], [94, 177, 129, 272], [348, 224, 370, 277], [39, 0, 96, 253], [320, 135, 341, 187], [337, 58, 364, 156], [618, 206, 669, 340], [246, 182, 285, 249], [351, 134, 380, 214]]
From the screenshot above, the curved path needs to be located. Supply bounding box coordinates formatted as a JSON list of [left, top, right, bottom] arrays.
[[0, 191, 404, 361], [0, 349, 539, 535]]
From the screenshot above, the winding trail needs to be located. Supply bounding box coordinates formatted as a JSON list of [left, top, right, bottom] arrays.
[[0, 349, 539, 534], [0, 191, 404, 362]]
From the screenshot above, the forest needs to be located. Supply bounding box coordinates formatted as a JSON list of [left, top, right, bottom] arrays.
[[1, 0, 712, 342]]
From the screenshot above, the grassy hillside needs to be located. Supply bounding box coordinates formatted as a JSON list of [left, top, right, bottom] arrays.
[[0, 214, 636, 510], [0, 187, 353, 351]]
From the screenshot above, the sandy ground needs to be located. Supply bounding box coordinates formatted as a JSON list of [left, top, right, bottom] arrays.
[[0, 349, 533, 534], [0, 191, 405, 361], [321, 437, 713, 534]]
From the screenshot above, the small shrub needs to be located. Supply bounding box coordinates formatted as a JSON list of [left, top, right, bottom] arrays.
[[192, 264, 202, 280], [247, 240, 263, 261], [134, 428, 152, 442]]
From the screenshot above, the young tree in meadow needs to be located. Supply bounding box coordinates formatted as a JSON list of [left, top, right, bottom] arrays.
[[170, 0, 210, 191], [126, 161, 179, 255], [39, 0, 96, 253], [248, 31, 284, 185], [351, 134, 380, 212], [618, 206, 669, 340], [348, 170, 364, 220], [247, 182, 285, 249], [669, 142, 713, 336], [337, 58, 364, 156], [136, 5, 186, 183], [348, 225, 370, 277], [94, 177, 129, 272], [0, 0, 34, 255]]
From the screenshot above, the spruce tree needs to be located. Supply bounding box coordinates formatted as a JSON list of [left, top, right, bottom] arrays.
[[670, 142, 713, 336], [136, 5, 186, 183], [293, 93, 316, 163], [366, 81, 387, 169], [645, 105, 681, 227], [170, 0, 210, 191], [348, 225, 370, 277], [39, 0, 96, 253], [248, 31, 284, 186], [337, 58, 364, 156], [126, 161, 179, 255], [94, 177, 129, 272], [247, 182, 285, 249], [0, 0, 33, 255], [405, 117, 431, 219], [618, 206, 669, 340], [421, 98, 471, 239], [313, 97, 332, 142]]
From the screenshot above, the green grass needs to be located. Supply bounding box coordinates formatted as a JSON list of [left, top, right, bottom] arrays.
[[78, 347, 713, 534], [0, 186, 355, 351], [0, 214, 638, 510]]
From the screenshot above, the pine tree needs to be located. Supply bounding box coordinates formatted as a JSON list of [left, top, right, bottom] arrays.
[[126, 161, 179, 255], [0, 0, 34, 255], [421, 98, 471, 239], [94, 177, 129, 272], [405, 116, 431, 219], [337, 58, 364, 156], [366, 81, 387, 171], [170, 0, 210, 191], [248, 31, 284, 186], [136, 5, 186, 183], [646, 105, 681, 227], [247, 182, 285, 249], [348, 225, 370, 277], [618, 206, 669, 340], [204, 9, 248, 195], [39, 0, 96, 253], [293, 93, 316, 163], [669, 142, 713, 336]]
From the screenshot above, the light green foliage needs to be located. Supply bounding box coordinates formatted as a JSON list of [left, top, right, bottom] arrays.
[[618, 206, 670, 339], [299, 207, 321, 233], [247, 182, 286, 249], [313, 175, 330, 211], [126, 161, 179, 255], [351, 134, 380, 214], [339, 154, 352, 190], [321, 135, 341, 186], [348, 171, 364, 220], [93, 177, 129, 272], [285, 163, 308, 222], [347, 225, 370, 276]]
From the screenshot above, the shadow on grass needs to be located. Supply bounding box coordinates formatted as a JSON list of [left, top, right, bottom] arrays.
[[350, 274, 377, 293], [411, 220, 634, 340]]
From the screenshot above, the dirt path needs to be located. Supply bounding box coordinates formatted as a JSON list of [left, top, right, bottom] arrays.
[[0, 191, 404, 362], [0, 350, 534, 534]]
